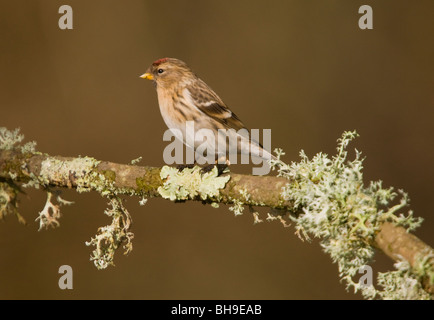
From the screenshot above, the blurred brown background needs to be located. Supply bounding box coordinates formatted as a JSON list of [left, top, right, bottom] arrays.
[[0, 0, 433, 299]]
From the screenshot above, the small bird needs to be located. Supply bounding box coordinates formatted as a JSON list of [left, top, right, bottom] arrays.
[[140, 57, 275, 166]]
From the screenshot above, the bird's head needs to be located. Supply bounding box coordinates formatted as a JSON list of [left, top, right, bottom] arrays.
[[140, 58, 195, 88]]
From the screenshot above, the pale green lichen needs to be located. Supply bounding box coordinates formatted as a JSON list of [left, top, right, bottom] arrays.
[[139, 196, 148, 206], [376, 258, 432, 300], [21, 173, 41, 189], [228, 199, 245, 216], [413, 249, 434, 286], [269, 131, 427, 299], [210, 202, 220, 208], [40, 156, 101, 191], [158, 165, 230, 201], [39, 156, 120, 198], [35, 190, 74, 231], [130, 156, 142, 165], [85, 196, 134, 269], [0, 127, 37, 224], [252, 211, 263, 224], [0, 181, 26, 224], [228, 189, 249, 217], [266, 208, 291, 227]]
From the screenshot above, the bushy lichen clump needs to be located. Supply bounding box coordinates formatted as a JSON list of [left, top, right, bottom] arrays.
[[35, 190, 74, 231], [376, 259, 432, 300], [85, 196, 134, 269], [269, 131, 425, 299]]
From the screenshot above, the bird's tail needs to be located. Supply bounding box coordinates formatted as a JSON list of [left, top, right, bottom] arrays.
[[249, 142, 277, 161]]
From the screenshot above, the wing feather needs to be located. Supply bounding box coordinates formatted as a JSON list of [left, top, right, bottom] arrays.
[[185, 80, 246, 131]]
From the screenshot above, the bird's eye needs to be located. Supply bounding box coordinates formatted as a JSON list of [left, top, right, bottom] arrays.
[[157, 68, 164, 74]]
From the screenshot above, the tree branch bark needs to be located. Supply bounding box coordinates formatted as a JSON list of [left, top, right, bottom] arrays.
[[0, 150, 292, 208]]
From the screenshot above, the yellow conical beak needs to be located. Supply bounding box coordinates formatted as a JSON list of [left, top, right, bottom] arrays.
[[140, 73, 154, 80]]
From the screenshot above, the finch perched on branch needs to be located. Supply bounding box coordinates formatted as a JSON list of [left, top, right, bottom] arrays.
[[140, 58, 275, 165]]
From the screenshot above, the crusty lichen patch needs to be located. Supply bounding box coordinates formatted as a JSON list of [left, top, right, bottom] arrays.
[[135, 167, 162, 194], [38, 156, 120, 197], [158, 166, 230, 201], [40, 156, 100, 187]]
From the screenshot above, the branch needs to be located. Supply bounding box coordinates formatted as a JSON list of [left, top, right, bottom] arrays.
[[0, 150, 291, 208], [0, 128, 432, 299]]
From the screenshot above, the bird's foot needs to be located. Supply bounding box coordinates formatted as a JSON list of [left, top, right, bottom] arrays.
[[201, 164, 229, 176], [176, 164, 196, 172]]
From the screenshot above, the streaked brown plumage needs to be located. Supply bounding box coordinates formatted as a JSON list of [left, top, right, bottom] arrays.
[[141, 57, 274, 164]]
